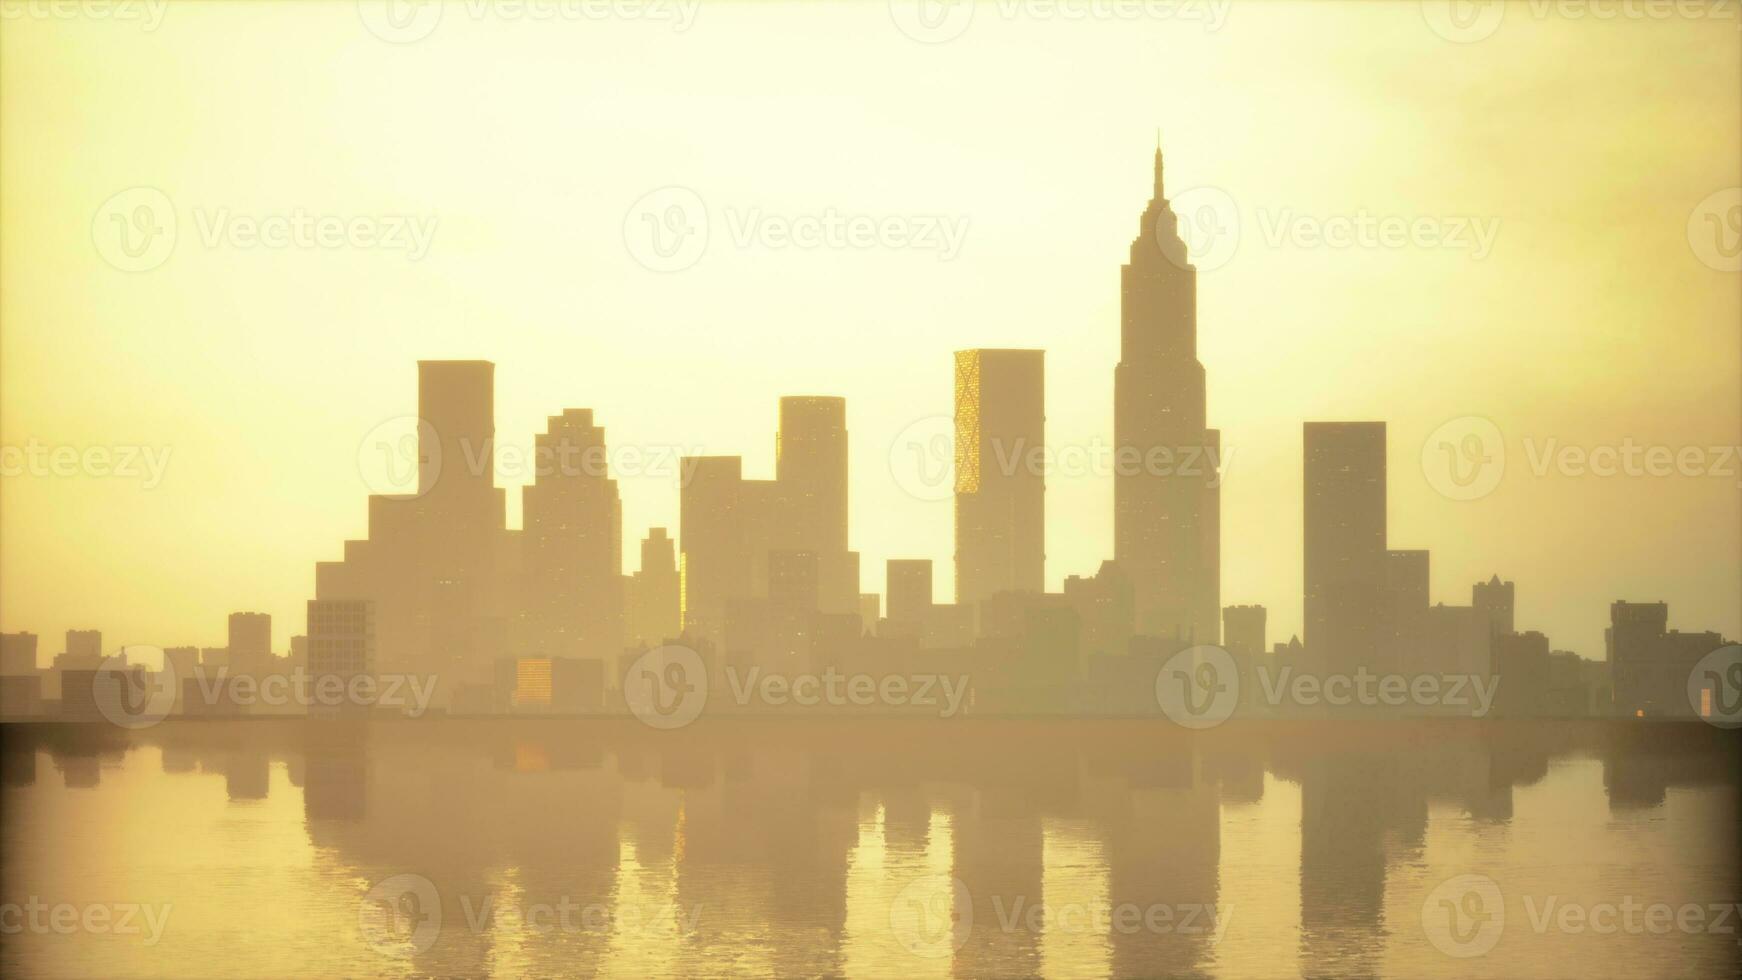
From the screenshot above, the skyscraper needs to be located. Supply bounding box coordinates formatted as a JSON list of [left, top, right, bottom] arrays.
[[520, 409, 623, 660], [227, 612, 271, 674], [680, 456, 747, 644], [886, 559, 935, 633], [307, 599, 375, 719], [1303, 422, 1388, 674], [1473, 574, 1516, 637], [627, 527, 680, 646], [1114, 144, 1220, 643], [954, 348, 1045, 610], [777, 396, 848, 555]]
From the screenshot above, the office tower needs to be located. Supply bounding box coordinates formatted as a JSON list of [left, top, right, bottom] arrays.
[[307, 600, 375, 719], [0, 632, 38, 675], [1607, 601, 1733, 719], [681, 456, 748, 643], [885, 559, 934, 632], [520, 409, 624, 660], [1063, 561, 1135, 658], [769, 551, 822, 611], [858, 594, 880, 633], [627, 527, 681, 646], [1493, 630, 1550, 718], [316, 360, 509, 709], [1473, 575, 1515, 637], [1303, 422, 1388, 674], [1223, 605, 1267, 660], [64, 629, 102, 665], [954, 348, 1045, 610], [1115, 144, 1220, 644], [227, 612, 272, 675], [777, 397, 848, 554], [1383, 549, 1430, 669]]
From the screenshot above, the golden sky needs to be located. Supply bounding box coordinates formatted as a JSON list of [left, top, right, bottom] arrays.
[[2, 1, 1738, 660]]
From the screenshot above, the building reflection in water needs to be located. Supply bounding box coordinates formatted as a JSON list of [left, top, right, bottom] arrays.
[[0, 720, 1737, 978]]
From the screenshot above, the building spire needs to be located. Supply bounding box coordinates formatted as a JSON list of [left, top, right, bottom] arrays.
[[1153, 130, 1165, 200]]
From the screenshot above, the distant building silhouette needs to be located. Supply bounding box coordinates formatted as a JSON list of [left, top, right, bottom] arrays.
[[1223, 604, 1267, 660], [227, 611, 272, 675], [1608, 601, 1734, 719], [519, 409, 623, 660], [885, 559, 934, 638], [63, 629, 102, 666], [0, 631, 37, 675], [626, 527, 680, 647], [1115, 145, 1220, 644], [1303, 422, 1387, 675], [954, 348, 1045, 611], [307, 599, 375, 719], [1473, 574, 1516, 637]]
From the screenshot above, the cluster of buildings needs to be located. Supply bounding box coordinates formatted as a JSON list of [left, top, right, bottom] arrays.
[[1, 145, 1732, 722]]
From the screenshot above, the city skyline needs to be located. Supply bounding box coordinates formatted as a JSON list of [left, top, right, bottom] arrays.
[[2, 4, 1739, 665]]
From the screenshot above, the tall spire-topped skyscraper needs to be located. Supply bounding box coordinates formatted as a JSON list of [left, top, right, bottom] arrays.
[[1115, 142, 1220, 643]]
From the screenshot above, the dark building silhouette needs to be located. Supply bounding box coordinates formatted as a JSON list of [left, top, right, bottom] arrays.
[[1223, 604, 1266, 659], [1474, 574, 1516, 636], [520, 409, 623, 661], [1303, 422, 1387, 675], [1608, 600, 1734, 719], [1, 631, 38, 675], [307, 599, 375, 719], [1115, 145, 1220, 644], [227, 611, 272, 675], [627, 527, 680, 647], [884, 559, 934, 638], [954, 348, 1044, 611]]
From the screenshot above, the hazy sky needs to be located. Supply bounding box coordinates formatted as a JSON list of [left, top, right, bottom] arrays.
[[2, 1, 1738, 661]]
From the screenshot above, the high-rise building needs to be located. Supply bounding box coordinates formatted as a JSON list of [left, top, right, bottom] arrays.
[[307, 600, 375, 719], [680, 456, 748, 644], [627, 527, 681, 646], [64, 629, 102, 666], [1383, 549, 1430, 670], [777, 396, 848, 555], [886, 559, 935, 634], [227, 612, 272, 674], [520, 409, 623, 660], [1473, 575, 1516, 637], [954, 348, 1045, 611], [0, 632, 38, 675], [1223, 605, 1267, 660], [315, 360, 510, 709], [1303, 422, 1388, 674], [1114, 144, 1220, 644], [1607, 601, 1733, 719]]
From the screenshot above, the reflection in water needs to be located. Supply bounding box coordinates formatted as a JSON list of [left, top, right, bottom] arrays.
[[1, 720, 1737, 978]]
